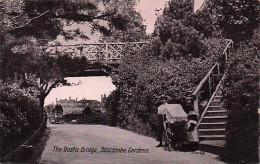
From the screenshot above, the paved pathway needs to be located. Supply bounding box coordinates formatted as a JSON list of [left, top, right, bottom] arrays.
[[40, 124, 225, 164]]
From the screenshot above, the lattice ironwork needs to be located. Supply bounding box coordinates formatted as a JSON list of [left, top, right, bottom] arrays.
[[43, 42, 146, 63]]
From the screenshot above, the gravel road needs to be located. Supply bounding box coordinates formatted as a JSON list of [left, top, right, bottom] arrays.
[[39, 124, 225, 164]]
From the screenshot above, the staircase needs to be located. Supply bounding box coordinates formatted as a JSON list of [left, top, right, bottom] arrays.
[[192, 39, 233, 142], [191, 39, 233, 154], [198, 85, 227, 140]]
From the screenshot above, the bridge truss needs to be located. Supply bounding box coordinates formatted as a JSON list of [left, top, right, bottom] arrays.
[[43, 42, 146, 64]]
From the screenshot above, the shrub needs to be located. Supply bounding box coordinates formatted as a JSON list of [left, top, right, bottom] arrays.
[[0, 79, 42, 155], [106, 0, 228, 136], [223, 35, 259, 163], [107, 36, 226, 136]]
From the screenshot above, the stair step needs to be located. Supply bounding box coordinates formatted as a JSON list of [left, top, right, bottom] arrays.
[[208, 106, 225, 111], [200, 122, 226, 129], [211, 100, 222, 106], [204, 116, 227, 119], [202, 116, 227, 123], [207, 110, 227, 113], [198, 128, 225, 135], [215, 92, 222, 96], [206, 110, 227, 116], [199, 135, 225, 140], [213, 96, 222, 101], [199, 129, 225, 132]]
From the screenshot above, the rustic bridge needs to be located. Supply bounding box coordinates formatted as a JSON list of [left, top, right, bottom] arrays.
[[41, 42, 147, 76], [43, 42, 147, 65]]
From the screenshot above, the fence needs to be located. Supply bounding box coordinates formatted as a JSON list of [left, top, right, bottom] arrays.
[[0, 114, 47, 163]]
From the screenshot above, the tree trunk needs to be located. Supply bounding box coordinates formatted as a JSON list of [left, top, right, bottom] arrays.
[[39, 94, 46, 122]]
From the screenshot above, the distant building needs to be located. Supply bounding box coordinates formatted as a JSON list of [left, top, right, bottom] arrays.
[[56, 96, 105, 114], [77, 99, 101, 113]]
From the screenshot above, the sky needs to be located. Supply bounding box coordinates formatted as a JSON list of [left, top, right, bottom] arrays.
[[45, 77, 116, 104], [136, 0, 205, 34], [45, 0, 205, 105]]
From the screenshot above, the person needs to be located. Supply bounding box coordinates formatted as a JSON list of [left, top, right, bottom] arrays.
[[186, 111, 199, 151], [156, 95, 169, 147]]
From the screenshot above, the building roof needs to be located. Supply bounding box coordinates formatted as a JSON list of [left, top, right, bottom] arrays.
[[57, 99, 76, 103], [78, 99, 100, 103]]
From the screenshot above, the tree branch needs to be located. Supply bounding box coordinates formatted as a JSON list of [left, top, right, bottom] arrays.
[[5, 10, 50, 31], [52, 12, 114, 22], [44, 81, 60, 97]]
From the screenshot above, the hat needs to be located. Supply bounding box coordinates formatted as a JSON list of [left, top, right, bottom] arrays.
[[188, 111, 199, 116]]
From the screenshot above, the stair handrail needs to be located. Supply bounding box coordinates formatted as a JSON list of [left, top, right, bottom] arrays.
[[192, 63, 217, 97], [196, 74, 226, 128], [191, 39, 233, 115], [223, 39, 233, 63]]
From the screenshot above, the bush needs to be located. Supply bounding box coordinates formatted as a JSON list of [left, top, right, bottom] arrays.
[[104, 89, 120, 126], [223, 36, 259, 163], [107, 36, 226, 136], [0, 79, 42, 156]]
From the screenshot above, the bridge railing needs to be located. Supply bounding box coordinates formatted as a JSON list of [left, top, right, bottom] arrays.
[[192, 39, 233, 115], [42, 42, 146, 63]]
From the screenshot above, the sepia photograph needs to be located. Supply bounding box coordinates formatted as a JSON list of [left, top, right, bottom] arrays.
[[0, 0, 259, 163]]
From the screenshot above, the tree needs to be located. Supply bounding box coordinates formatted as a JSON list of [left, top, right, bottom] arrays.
[[187, 7, 215, 38], [1, 0, 146, 114], [54, 104, 63, 115], [153, 0, 206, 59], [82, 106, 92, 115], [199, 0, 260, 43], [103, 0, 147, 42], [35, 54, 89, 112], [3, 0, 144, 42], [104, 89, 120, 126], [108, 0, 227, 136], [45, 104, 54, 115]]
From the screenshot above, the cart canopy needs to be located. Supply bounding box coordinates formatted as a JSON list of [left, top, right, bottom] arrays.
[[162, 104, 188, 123]]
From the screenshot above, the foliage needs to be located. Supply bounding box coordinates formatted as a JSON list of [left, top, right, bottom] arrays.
[[108, 35, 226, 135], [198, 0, 260, 43], [0, 79, 42, 153], [0, 0, 146, 112], [154, 0, 206, 59], [104, 89, 120, 126], [106, 0, 227, 135], [44, 104, 54, 116], [104, 0, 147, 42], [82, 106, 92, 115], [2, 0, 144, 42], [222, 31, 259, 162], [54, 104, 63, 114], [187, 6, 215, 38], [0, 0, 146, 156]]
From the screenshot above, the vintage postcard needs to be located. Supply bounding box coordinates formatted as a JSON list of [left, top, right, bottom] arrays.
[[0, 0, 259, 163]]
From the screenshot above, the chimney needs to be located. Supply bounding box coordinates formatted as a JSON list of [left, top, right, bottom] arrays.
[[69, 97, 71, 100], [76, 98, 78, 102]]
